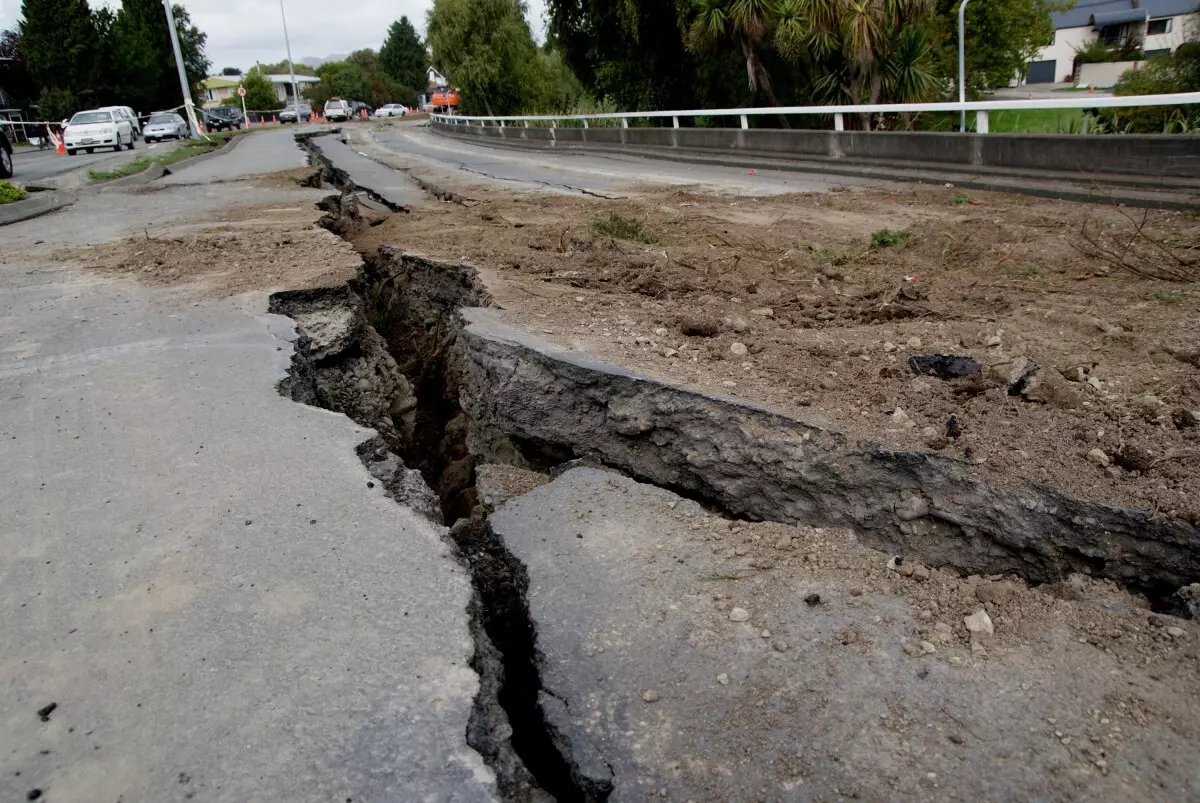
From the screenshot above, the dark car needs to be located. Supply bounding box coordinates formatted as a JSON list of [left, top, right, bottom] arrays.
[[203, 106, 244, 132], [278, 103, 312, 124], [348, 100, 373, 119], [0, 126, 12, 179]]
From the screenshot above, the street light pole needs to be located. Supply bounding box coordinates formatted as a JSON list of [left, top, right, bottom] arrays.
[[163, 0, 200, 136], [279, 0, 301, 118], [958, 0, 971, 133]]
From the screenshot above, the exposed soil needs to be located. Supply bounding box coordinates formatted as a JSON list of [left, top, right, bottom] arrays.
[[352, 183, 1200, 523], [52, 180, 360, 296]]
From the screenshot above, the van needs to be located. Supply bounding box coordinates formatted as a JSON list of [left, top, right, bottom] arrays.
[[99, 106, 141, 137], [324, 98, 350, 122]]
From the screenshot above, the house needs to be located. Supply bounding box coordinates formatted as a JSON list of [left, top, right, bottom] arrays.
[[1026, 0, 1196, 83], [201, 73, 321, 109], [427, 66, 448, 89]]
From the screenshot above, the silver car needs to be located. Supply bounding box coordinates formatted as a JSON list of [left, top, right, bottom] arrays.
[[143, 112, 189, 143]]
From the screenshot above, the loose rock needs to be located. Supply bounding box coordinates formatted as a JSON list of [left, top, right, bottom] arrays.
[[729, 607, 750, 622], [1086, 448, 1110, 468], [730, 342, 749, 357], [965, 609, 994, 635], [677, 315, 722, 337], [641, 689, 661, 703], [772, 640, 789, 652], [717, 673, 730, 685]]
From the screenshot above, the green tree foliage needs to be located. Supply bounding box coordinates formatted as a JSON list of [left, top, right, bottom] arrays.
[[20, 0, 100, 114], [239, 66, 282, 112], [221, 66, 241, 75], [303, 53, 415, 108], [687, 0, 787, 106], [109, 0, 210, 112], [427, 0, 552, 115], [255, 60, 315, 76], [379, 16, 428, 90], [0, 28, 38, 108], [929, 0, 1063, 94]]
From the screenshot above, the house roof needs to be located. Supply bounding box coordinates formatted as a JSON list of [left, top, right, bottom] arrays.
[[1052, 0, 1197, 29]]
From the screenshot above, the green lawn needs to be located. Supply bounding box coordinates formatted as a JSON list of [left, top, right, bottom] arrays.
[[984, 108, 1087, 133], [0, 180, 28, 204], [88, 131, 246, 182]]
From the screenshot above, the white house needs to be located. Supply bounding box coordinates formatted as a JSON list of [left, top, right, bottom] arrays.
[[201, 73, 321, 109], [1027, 0, 1196, 83]]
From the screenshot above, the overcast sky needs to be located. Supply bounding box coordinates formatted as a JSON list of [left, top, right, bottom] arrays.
[[0, 0, 548, 73]]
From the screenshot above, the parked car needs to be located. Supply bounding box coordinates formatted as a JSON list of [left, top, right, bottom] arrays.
[[203, 106, 244, 132], [0, 126, 12, 179], [374, 104, 408, 118], [278, 103, 312, 123], [99, 105, 141, 137], [324, 98, 351, 122], [143, 112, 189, 143], [348, 100, 373, 119], [63, 109, 135, 154]]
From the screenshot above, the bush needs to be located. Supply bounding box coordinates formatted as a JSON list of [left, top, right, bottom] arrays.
[[1103, 54, 1200, 132], [0, 180, 28, 204]]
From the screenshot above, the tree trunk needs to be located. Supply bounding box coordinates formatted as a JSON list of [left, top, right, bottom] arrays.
[[740, 35, 790, 129]]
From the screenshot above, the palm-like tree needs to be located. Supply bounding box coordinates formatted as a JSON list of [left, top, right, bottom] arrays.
[[688, 0, 785, 107]]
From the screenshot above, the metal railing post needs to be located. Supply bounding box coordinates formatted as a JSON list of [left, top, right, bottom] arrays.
[[958, 0, 972, 133], [976, 110, 989, 134], [582, 119, 588, 129], [621, 118, 628, 129], [834, 113, 844, 132], [673, 116, 679, 129], [740, 114, 749, 129]]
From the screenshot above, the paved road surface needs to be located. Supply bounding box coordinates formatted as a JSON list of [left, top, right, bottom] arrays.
[[0, 129, 494, 802], [12, 139, 181, 186], [366, 124, 897, 196]]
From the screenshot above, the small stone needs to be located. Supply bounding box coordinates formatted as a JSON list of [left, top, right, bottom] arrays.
[[730, 317, 750, 333], [883, 342, 897, 353], [912, 565, 931, 582], [804, 593, 821, 606], [970, 641, 988, 657], [774, 535, 793, 550], [730, 342, 749, 357], [1172, 408, 1198, 429], [760, 629, 771, 638], [918, 610, 933, 621], [907, 336, 923, 349], [1086, 448, 1110, 467], [920, 641, 937, 654], [729, 607, 750, 622], [841, 629, 859, 645], [891, 407, 913, 427], [965, 609, 994, 635], [815, 311, 836, 322], [662, 348, 678, 358], [948, 656, 965, 667], [1167, 626, 1185, 638], [654, 327, 669, 337], [897, 562, 915, 578], [750, 307, 774, 318], [717, 673, 730, 685], [773, 640, 789, 652], [641, 689, 661, 703], [903, 642, 923, 657], [635, 336, 651, 345], [986, 335, 1002, 347], [1132, 394, 1164, 421]]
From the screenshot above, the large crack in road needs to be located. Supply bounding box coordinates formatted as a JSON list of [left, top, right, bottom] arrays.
[[267, 133, 1200, 801]]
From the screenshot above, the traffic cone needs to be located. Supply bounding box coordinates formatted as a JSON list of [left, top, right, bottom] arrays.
[[273, 115, 278, 126], [55, 132, 66, 155], [1088, 84, 1095, 93], [260, 116, 266, 127]]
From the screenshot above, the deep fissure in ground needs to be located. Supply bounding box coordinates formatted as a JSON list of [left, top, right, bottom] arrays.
[[274, 146, 1200, 791]]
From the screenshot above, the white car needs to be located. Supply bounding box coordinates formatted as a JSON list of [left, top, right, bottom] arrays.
[[64, 109, 135, 155], [99, 105, 141, 137], [374, 104, 408, 118], [143, 112, 189, 143]]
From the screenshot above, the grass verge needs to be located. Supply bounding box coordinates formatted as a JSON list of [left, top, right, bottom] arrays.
[[0, 180, 28, 204], [88, 131, 245, 183]]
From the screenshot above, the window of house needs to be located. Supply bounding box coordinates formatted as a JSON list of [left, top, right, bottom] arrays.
[[1147, 18, 1172, 35]]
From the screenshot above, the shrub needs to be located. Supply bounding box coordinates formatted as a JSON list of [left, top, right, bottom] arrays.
[[0, 180, 28, 204]]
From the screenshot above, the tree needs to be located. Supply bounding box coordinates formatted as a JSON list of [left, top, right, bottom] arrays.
[[20, 0, 101, 113], [329, 63, 372, 101], [240, 66, 281, 112], [255, 60, 315, 76], [686, 0, 785, 107], [221, 66, 241, 75], [427, 0, 546, 115], [108, 0, 210, 112], [0, 28, 38, 107], [930, 0, 1064, 94], [379, 16, 427, 90]]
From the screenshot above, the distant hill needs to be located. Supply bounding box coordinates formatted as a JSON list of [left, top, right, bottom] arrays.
[[299, 54, 347, 68]]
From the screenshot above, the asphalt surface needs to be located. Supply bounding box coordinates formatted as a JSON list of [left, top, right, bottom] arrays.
[[0, 128, 496, 801], [366, 124, 892, 196], [12, 139, 182, 186]]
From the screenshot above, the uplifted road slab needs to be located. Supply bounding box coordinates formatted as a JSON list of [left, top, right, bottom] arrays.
[[490, 467, 1200, 801]]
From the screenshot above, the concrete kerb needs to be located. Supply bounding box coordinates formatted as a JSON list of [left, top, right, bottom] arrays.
[[0, 190, 75, 227], [430, 124, 1200, 209], [94, 130, 251, 191]]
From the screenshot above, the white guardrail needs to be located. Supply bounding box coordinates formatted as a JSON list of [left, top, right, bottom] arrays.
[[431, 92, 1200, 134]]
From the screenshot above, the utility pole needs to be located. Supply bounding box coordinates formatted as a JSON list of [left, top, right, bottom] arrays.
[[958, 0, 972, 133], [163, 0, 200, 136], [279, 0, 301, 115]]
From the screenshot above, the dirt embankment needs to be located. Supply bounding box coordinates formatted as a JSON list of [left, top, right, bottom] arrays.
[[353, 182, 1200, 523]]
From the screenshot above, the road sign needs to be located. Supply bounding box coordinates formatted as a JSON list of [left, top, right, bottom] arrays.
[[237, 85, 246, 98]]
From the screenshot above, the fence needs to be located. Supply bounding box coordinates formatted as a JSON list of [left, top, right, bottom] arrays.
[[431, 92, 1200, 134]]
